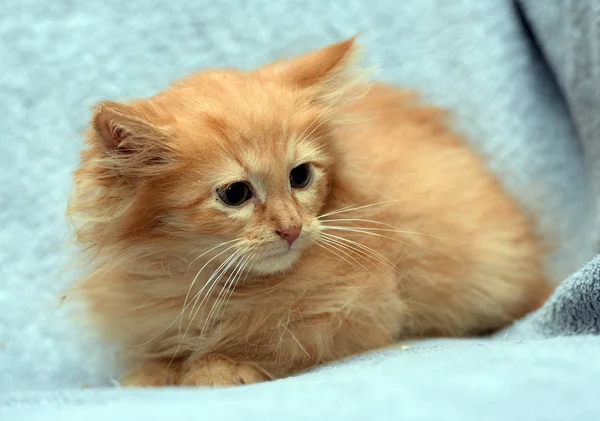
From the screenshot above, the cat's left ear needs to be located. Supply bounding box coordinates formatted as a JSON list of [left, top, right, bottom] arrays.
[[257, 36, 364, 105]]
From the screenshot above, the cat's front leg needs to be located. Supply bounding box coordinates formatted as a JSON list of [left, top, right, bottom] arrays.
[[120, 359, 181, 387], [178, 354, 272, 387]]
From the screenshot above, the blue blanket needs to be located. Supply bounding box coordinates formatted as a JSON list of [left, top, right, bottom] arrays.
[[3, 255, 600, 420], [1, 0, 599, 420]]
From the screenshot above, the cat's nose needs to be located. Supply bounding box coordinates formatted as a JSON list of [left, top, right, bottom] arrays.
[[276, 226, 302, 246]]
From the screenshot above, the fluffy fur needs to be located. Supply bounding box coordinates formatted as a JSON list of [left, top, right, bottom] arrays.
[[67, 38, 551, 386]]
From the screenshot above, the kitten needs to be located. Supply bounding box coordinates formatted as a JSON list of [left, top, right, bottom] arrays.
[[68, 37, 551, 387]]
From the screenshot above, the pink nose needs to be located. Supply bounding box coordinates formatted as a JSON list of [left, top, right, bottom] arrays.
[[276, 226, 302, 246]]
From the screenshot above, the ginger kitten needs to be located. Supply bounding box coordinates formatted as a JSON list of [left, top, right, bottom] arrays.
[[68, 38, 551, 386]]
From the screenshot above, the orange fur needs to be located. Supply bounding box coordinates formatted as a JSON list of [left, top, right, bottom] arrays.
[[67, 38, 551, 387]]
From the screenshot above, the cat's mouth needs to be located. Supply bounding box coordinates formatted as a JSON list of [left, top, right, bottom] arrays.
[[249, 246, 303, 275], [260, 236, 308, 257], [261, 246, 299, 259], [244, 234, 316, 275]]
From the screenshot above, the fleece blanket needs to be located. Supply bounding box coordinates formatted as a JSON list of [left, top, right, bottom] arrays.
[[0, 0, 599, 420]]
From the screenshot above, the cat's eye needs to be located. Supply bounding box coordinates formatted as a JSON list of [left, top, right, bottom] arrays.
[[290, 163, 312, 189], [217, 182, 253, 207]]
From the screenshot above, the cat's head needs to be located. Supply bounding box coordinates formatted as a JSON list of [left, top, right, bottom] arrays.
[[74, 37, 362, 276]]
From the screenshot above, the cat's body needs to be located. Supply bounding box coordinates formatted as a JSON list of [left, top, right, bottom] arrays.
[[69, 39, 550, 386]]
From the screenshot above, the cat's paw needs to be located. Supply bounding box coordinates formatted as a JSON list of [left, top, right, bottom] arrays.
[[120, 360, 179, 387], [178, 354, 271, 387]]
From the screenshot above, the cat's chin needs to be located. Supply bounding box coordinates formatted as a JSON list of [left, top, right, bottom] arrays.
[[248, 248, 302, 276]]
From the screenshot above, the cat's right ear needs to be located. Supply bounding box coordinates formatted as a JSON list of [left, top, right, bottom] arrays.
[[91, 101, 174, 175], [92, 102, 166, 151]]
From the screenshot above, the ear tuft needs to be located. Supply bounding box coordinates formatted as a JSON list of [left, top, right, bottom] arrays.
[[91, 101, 170, 152], [93, 102, 138, 150], [286, 36, 359, 88], [258, 35, 366, 106], [89, 101, 174, 176]]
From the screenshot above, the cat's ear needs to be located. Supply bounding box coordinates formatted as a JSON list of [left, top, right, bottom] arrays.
[[93, 101, 167, 150], [259, 36, 364, 105], [91, 101, 174, 174]]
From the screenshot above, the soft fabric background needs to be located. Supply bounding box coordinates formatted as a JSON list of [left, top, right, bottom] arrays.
[[1, 0, 599, 419], [520, 0, 600, 233]]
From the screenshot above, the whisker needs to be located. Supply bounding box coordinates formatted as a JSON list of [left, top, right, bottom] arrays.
[[322, 224, 464, 243], [199, 249, 252, 339], [179, 242, 241, 331], [215, 252, 257, 337], [281, 322, 311, 359], [167, 247, 244, 367], [324, 227, 392, 241], [320, 233, 394, 276], [322, 226, 414, 246], [295, 86, 350, 146], [317, 197, 379, 219], [320, 226, 426, 262], [318, 198, 402, 219], [321, 232, 396, 272], [188, 248, 246, 323], [131, 242, 241, 348], [176, 249, 244, 348], [318, 236, 373, 275], [186, 238, 241, 269], [307, 128, 353, 144], [315, 241, 361, 271], [295, 105, 333, 147], [239, 254, 255, 285], [326, 226, 460, 246], [321, 232, 418, 290], [221, 254, 253, 308], [320, 218, 400, 229], [298, 111, 339, 145]]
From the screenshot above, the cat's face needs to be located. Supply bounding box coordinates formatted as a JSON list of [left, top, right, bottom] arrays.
[[162, 75, 336, 274], [87, 38, 358, 276]]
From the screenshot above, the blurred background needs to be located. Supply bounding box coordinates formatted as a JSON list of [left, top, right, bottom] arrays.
[[0, 0, 596, 391]]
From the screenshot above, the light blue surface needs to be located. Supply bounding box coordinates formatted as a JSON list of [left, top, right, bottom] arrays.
[[2, 335, 600, 421], [1, 0, 599, 420]]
